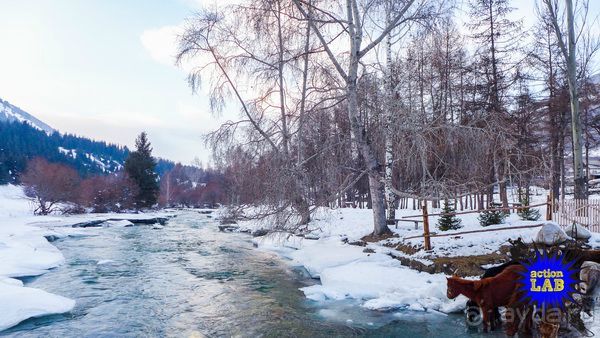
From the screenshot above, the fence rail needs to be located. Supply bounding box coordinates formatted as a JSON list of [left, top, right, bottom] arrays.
[[406, 200, 552, 251], [554, 199, 600, 233], [403, 196, 600, 251]]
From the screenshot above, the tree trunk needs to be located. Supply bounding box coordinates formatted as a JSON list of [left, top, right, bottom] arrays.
[[383, 4, 397, 225], [566, 0, 587, 199]]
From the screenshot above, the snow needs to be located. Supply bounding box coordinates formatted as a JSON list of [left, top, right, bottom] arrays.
[[0, 278, 75, 332], [58, 147, 77, 159], [103, 220, 133, 227], [0, 185, 77, 331], [0, 98, 55, 134], [253, 231, 466, 313], [243, 190, 600, 326]]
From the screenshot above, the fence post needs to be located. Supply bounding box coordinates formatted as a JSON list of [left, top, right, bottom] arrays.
[[546, 194, 552, 221], [422, 201, 432, 250], [550, 190, 555, 220]]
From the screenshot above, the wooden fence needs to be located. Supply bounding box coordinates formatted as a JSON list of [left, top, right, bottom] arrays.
[[400, 201, 551, 250], [400, 196, 600, 251], [554, 199, 600, 233]]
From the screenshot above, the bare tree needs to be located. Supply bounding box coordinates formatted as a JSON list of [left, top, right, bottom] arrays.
[[542, 0, 599, 199], [22, 158, 80, 215], [177, 0, 319, 228], [292, 0, 444, 236]]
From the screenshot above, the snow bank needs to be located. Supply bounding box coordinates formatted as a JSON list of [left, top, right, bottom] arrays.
[[0, 185, 76, 331], [104, 220, 134, 227], [255, 234, 465, 313], [0, 224, 65, 277], [0, 277, 75, 332], [247, 193, 560, 316]]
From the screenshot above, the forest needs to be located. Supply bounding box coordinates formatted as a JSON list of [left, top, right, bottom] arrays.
[[174, 0, 600, 235], [0, 120, 176, 184]]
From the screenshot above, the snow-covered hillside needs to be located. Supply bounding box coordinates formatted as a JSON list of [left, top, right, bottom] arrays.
[[0, 98, 54, 134]]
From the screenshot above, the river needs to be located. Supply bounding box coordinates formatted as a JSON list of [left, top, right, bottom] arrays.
[[2, 212, 503, 337]]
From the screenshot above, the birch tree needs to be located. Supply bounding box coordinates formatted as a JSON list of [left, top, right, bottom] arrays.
[[177, 0, 314, 226], [541, 0, 595, 199], [292, 0, 443, 236]]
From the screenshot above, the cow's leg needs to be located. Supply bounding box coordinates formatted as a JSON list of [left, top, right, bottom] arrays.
[[481, 305, 490, 333], [505, 292, 522, 336]]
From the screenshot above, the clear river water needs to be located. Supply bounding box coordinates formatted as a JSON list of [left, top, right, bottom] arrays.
[[2, 212, 504, 337]]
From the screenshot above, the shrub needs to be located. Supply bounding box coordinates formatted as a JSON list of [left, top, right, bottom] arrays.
[[437, 200, 462, 231], [517, 190, 540, 221], [478, 206, 508, 227], [79, 173, 138, 213], [21, 157, 80, 215]]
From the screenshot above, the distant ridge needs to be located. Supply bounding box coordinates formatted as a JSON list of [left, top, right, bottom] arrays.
[[0, 98, 55, 134], [0, 97, 175, 184]]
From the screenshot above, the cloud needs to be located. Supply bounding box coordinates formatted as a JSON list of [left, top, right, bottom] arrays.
[[183, 0, 239, 10], [140, 24, 184, 68]]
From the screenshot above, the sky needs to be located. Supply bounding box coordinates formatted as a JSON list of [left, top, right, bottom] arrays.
[[0, 0, 228, 165], [0, 0, 598, 165]]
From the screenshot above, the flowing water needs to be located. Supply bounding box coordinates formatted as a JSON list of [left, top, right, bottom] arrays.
[[2, 212, 503, 337]]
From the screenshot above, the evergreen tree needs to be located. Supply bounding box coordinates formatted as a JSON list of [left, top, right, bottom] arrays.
[[478, 203, 508, 227], [125, 132, 159, 208], [517, 189, 541, 221], [437, 200, 462, 231]]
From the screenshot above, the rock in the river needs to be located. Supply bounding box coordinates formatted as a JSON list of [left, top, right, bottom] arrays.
[[218, 225, 239, 232], [127, 217, 168, 225], [251, 229, 269, 237], [71, 220, 105, 228], [565, 223, 592, 240], [219, 218, 238, 225], [535, 222, 570, 245]]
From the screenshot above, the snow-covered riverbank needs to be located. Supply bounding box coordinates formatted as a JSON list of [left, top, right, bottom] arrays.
[[235, 204, 600, 318], [0, 185, 77, 331], [0, 185, 173, 331], [254, 233, 465, 313]]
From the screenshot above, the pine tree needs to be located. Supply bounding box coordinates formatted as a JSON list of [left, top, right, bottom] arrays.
[[517, 189, 541, 221], [478, 203, 508, 227], [437, 200, 462, 231], [125, 132, 159, 208]]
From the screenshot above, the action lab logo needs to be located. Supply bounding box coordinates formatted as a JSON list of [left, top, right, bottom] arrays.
[[518, 250, 579, 308]]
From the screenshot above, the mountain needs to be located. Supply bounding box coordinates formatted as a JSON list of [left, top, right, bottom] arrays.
[[0, 99, 55, 134], [0, 98, 175, 184]]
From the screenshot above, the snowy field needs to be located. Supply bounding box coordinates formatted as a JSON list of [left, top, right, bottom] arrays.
[[0, 185, 172, 331]]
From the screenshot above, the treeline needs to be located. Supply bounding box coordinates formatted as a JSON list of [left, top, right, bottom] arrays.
[[159, 163, 225, 208], [0, 120, 176, 184], [21, 133, 225, 214], [176, 0, 600, 234]]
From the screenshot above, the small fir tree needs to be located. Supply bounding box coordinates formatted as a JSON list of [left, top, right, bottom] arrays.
[[437, 200, 462, 231], [478, 202, 508, 227], [517, 190, 540, 221], [124, 132, 159, 208]]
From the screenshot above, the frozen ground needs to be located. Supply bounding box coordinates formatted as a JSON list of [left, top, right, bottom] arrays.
[[0, 185, 172, 332]]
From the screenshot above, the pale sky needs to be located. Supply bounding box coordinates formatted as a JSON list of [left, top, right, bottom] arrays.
[[0, 0, 598, 164]]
